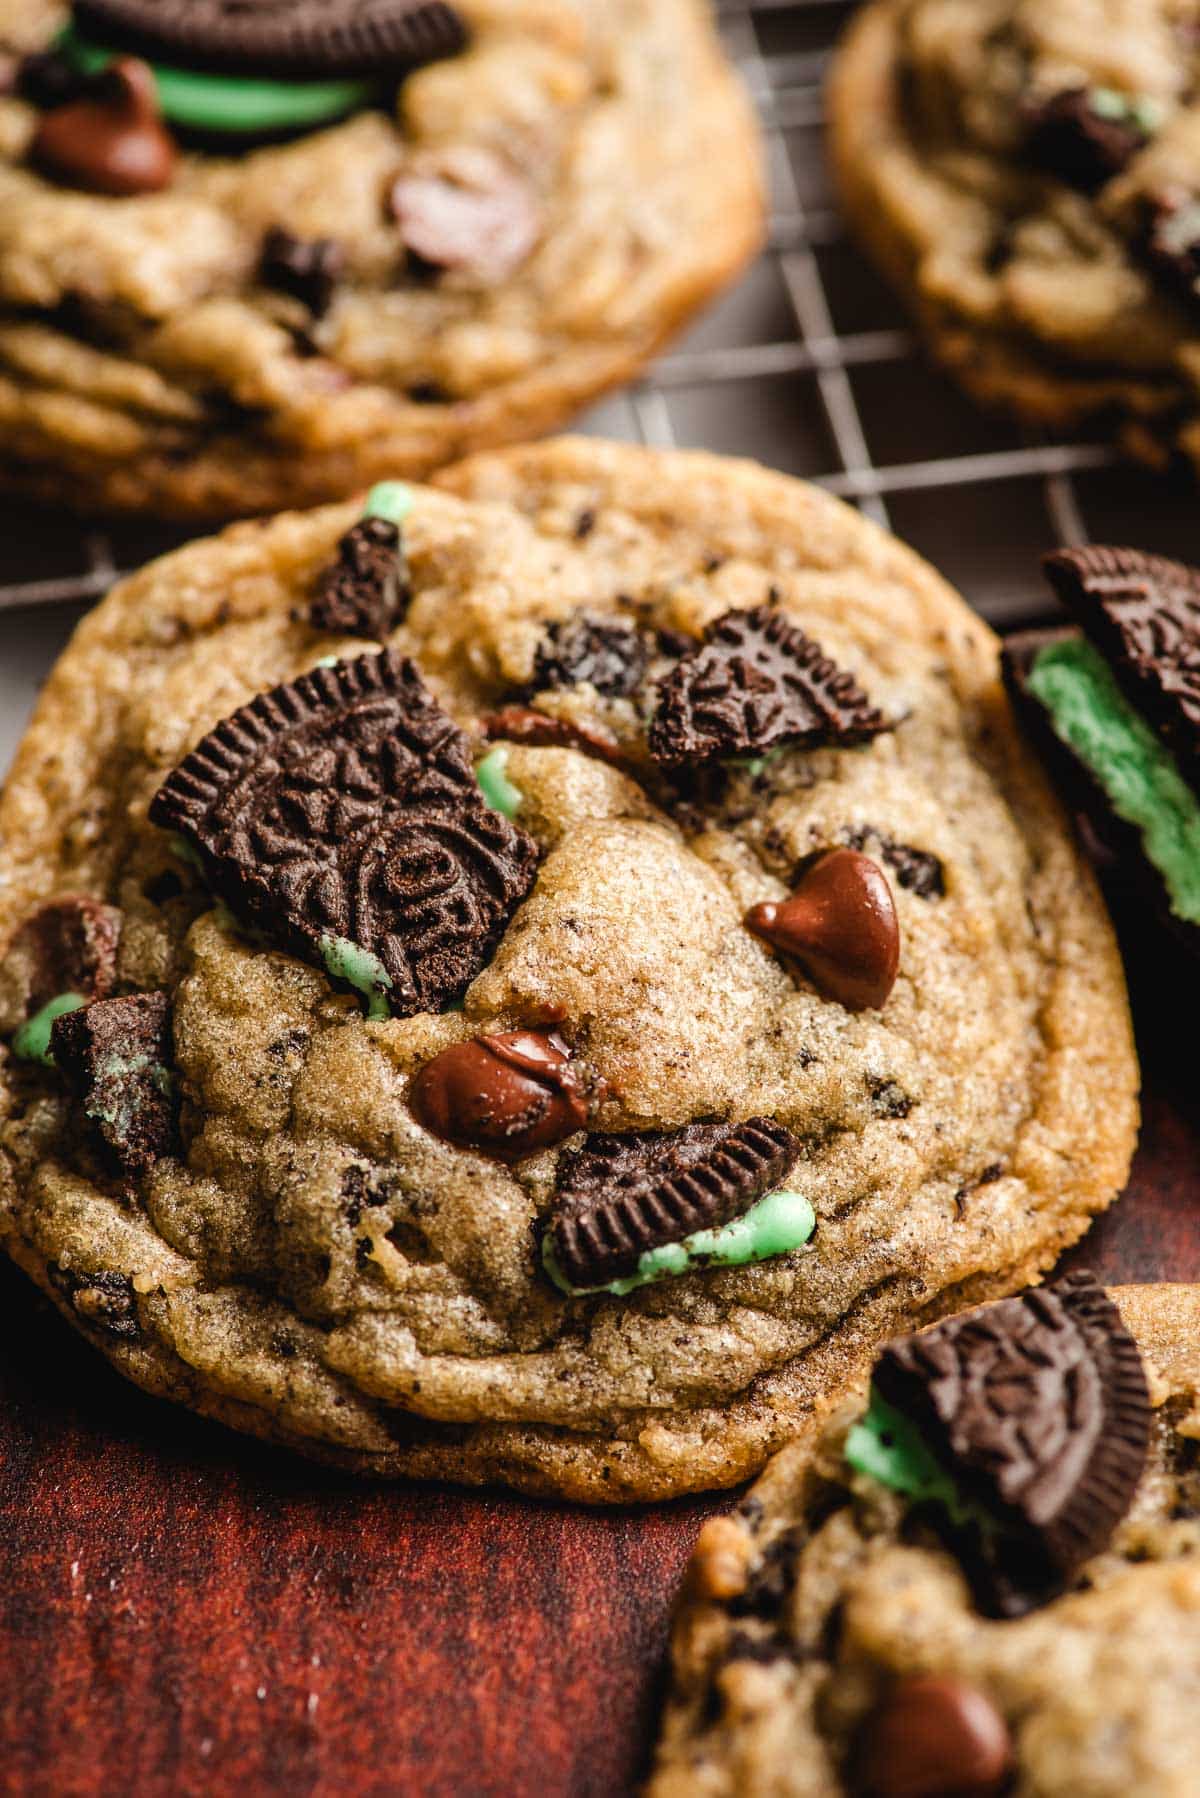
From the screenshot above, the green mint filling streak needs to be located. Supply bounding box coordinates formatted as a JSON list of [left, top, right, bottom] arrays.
[[320, 935, 393, 1021], [59, 24, 375, 135], [1028, 637, 1200, 925], [11, 992, 87, 1067], [476, 747, 524, 819], [544, 1188, 816, 1298], [845, 1389, 999, 1537], [364, 483, 414, 527]]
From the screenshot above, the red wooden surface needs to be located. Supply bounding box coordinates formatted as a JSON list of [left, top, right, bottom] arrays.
[[1, 897, 1197, 1798]]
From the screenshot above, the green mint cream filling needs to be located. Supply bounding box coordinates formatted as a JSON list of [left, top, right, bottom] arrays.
[[320, 935, 393, 1020], [364, 482, 414, 526], [543, 1188, 816, 1298], [476, 747, 524, 819], [845, 1389, 999, 1535], [11, 992, 87, 1067], [1028, 636, 1200, 925]]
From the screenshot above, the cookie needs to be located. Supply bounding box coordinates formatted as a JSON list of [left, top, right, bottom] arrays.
[[649, 1279, 1197, 1798], [0, 440, 1137, 1500], [829, 0, 1200, 483], [0, 2, 763, 518], [1002, 546, 1200, 954]]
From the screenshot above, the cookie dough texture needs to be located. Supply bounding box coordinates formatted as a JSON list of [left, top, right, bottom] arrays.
[[829, 0, 1200, 478], [650, 1284, 1200, 1797], [0, 441, 1137, 1500], [0, 0, 762, 518]]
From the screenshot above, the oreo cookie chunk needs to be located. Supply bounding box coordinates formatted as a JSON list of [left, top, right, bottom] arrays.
[[1025, 87, 1160, 193], [543, 1117, 812, 1296], [51, 992, 179, 1177], [1003, 547, 1200, 950], [149, 650, 540, 1018], [649, 605, 891, 767], [308, 491, 411, 640], [0, 895, 121, 1056], [845, 1271, 1151, 1615]]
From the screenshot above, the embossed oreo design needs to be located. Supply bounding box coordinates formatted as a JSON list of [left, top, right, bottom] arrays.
[[149, 652, 539, 1017], [1044, 545, 1200, 785], [649, 605, 890, 766], [73, 0, 469, 79], [875, 1272, 1151, 1612], [547, 1117, 799, 1290], [51, 992, 178, 1177], [309, 516, 409, 640]]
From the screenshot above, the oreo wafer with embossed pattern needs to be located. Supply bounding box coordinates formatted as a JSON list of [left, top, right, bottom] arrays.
[[72, 0, 468, 79]]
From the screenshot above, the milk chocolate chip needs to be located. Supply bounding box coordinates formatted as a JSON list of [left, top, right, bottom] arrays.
[[856, 1676, 1013, 1798], [409, 1029, 588, 1161], [745, 849, 899, 1012], [31, 57, 177, 196]]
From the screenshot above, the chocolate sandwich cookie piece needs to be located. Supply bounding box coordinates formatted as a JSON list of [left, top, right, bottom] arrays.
[[1025, 87, 1158, 193], [149, 651, 540, 1018], [308, 515, 409, 640], [31, 55, 177, 196], [1043, 546, 1200, 790], [649, 605, 890, 767], [261, 229, 346, 321], [71, 0, 469, 81], [546, 1116, 801, 1293], [530, 613, 650, 701], [869, 1272, 1151, 1613], [744, 848, 900, 1012], [1, 895, 121, 1023], [409, 1029, 589, 1162], [51, 992, 179, 1177]]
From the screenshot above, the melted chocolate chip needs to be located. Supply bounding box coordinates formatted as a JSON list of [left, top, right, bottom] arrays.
[[546, 1116, 798, 1289], [481, 705, 625, 766], [51, 993, 178, 1178], [530, 614, 649, 700], [649, 606, 891, 767], [874, 1272, 1151, 1614], [261, 228, 345, 319], [745, 849, 900, 1012], [856, 1676, 1013, 1798], [149, 652, 540, 1018], [309, 516, 410, 640], [31, 57, 177, 197], [409, 1030, 588, 1162]]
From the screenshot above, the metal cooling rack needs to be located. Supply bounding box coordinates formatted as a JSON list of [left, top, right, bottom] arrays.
[[3, 0, 1199, 768]]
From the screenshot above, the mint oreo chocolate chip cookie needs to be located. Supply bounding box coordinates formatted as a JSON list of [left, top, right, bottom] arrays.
[[650, 1281, 1189, 1798], [0, 442, 1136, 1501], [1004, 546, 1200, 948]]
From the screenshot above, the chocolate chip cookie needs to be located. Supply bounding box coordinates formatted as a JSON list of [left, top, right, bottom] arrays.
[[0, 0, 762, 518], [0, 440, 1137, 1499], [830, 0, 1200, 482], [650, 1277, 1200, 1797]]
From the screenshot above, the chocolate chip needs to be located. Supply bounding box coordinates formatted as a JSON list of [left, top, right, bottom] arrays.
[[874, 1271, 1151, 1613], [51, 993, 178, 1178], [745, 850, 900, 1012], [649, 606, 891, 767], [261, 228, 345, 319], [31, 57, 177, 197], [47, 1263, 140, 1340], [843, 827, 944, 899], [149, 651, 540, 1018], [573, 508, 597, 541], [1043, 545, 1200, 789], [308, 516, 410, 639], [530, 613, 649, 700], [481, 705, 625, 766], [867, 1076, 912, 1119], [546, 1116, 798, 1290], [1, 895, 122, 1023], [392, 149, 539, 284], [1025, 86, 1154, 192], [409, 1030, 588, 1162], [727, 1525, 804, 1620], [856, 1676, 1013, 1798]]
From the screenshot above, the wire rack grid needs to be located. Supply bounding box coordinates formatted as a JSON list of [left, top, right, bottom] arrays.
[[3, 0, 1200, 758]]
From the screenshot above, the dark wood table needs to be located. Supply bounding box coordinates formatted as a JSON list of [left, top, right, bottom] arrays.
[[1, 898, 1196, 1798]]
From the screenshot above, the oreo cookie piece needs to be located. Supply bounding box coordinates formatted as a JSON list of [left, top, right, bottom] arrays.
[[261, 229, 345, 320], [51, 992, 179, 1177], [1026, 86, 1157, 193], [71, 0, 469, 80], [530, 613, 649, 700], [308, 515, 409, 640], [870, 1272, 1151, 1613], [546, 1116, 801, 1292], [0, 895, 121, 1029], [148, 651, 540, 1018], [842, 826, 945, 899], [649, 605, 891, 767]]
